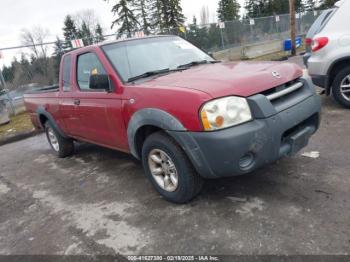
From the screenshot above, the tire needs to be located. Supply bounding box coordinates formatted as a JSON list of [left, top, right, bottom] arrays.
[[142, 131, 203, 204], [45, 121, 74, 158], [332, 66, 350, 109]]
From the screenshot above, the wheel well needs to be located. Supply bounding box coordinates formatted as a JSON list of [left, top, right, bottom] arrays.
[[38, 114, 48, 128], [329, 58, 350, 89], [134, 125, 162, 158]]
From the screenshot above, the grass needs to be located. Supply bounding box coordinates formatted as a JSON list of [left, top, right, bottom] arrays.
[[253, 50, 291, 61], [0, 112, 34, 140]]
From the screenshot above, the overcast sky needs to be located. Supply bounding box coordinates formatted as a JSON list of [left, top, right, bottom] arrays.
[[0, 0, 245, 66]]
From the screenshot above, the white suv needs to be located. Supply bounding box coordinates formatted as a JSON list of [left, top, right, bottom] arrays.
[[307, 0, 350, 108]]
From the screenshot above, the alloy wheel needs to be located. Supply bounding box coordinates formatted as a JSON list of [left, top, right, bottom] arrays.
[[47, 127, 60, 152], [340, 74, 350, 101], [148, 149, 179, 192]]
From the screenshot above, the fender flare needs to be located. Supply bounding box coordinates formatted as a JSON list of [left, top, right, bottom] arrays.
[[127, 108, 186, 159], [36, 107, 68, 138]]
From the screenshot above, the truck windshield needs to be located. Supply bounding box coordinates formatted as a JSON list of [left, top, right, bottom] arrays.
[[102, 36, 214, 82]]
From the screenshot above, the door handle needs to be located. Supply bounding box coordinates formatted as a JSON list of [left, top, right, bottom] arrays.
[[74, 99, 80, 106]]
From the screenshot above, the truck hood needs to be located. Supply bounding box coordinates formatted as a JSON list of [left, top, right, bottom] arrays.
[[143, 61, 303, 98]]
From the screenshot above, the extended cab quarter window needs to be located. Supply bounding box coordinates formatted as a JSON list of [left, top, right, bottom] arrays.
[[62, 55, 72, 92], [77, 52, 106, 91]]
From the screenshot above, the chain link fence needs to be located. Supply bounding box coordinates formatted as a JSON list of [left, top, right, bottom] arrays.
[[166, 10, 321, 52], [0, 10, 323, 118]]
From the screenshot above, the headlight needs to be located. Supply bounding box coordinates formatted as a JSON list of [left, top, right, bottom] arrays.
[[200, 96, 252, 131]]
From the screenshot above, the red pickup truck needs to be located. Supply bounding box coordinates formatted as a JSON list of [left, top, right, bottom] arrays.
[[24, 35, 321, 203]]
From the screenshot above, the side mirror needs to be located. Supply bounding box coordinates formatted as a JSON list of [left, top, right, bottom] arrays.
[[89, 74, 111, 91]]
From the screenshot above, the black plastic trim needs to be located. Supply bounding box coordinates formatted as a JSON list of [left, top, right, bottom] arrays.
[[127, 108, 186, 159], [310, 74, 328, 89], [36, 107, 68, 138]]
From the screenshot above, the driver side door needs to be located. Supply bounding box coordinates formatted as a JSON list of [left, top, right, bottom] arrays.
[[65, 51, 123, 148]]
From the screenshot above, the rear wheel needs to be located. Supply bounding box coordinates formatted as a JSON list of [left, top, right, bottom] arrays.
[[45, 122, 74, 158], [332, 67, 350, 109], [142, 131, 203, 204]]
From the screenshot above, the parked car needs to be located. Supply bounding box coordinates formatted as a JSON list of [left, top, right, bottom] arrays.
[[0, 98, 10, 125], [303, 8, 335, 66], [24, 35, 321, 203], [306, 0, 350, 108]]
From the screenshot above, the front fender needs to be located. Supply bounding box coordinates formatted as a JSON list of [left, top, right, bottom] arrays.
[[127, 108, 186, 159]]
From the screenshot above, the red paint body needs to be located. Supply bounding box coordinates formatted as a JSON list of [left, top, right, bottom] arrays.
[[24, 43, 303, 154]]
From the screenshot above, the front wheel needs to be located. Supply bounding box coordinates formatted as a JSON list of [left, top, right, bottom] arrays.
[[45, 122, 74, 158], [142, 131, 203, 204], [332, 67, 350, 109]]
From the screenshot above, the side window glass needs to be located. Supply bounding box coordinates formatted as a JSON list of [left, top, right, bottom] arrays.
[[62, 55, 72, 92], [77, 53, 107, 91]]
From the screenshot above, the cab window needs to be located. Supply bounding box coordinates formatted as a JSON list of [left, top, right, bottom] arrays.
[[62, 55, 72, 92], [76, 52, 106, 91]]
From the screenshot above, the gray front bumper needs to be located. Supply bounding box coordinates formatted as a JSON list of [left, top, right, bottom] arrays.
[[169, 85, 321, 179]]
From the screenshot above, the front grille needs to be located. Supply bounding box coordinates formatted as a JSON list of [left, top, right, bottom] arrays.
[[262, 78, 303, 102]]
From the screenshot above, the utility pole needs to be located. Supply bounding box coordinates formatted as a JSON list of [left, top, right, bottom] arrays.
[[289, 0, 297, 56]]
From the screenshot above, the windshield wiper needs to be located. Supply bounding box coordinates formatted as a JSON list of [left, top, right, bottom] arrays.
[[128, 68, 171, 82], [177, 60, 220, 69], [128, 68, 187, 82]]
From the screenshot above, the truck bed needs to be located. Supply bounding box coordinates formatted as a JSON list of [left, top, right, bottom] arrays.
[[23, 85, 61, 130], [24, 85, 59, 95]]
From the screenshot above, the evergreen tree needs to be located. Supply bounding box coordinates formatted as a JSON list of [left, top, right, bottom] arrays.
[[187, 16, 213, 50], [167, 0, 186, 29], [106, 0, 139, 37], [1, 65, 15, 83], [149, 0, 185, 31], [95, 24, 105, 43], [245, 0, 304, 18], [244, 0, 262, 18], [218, 0, 241, 21], [79, 21, 94, 45], [19, 54, 33, 82], [52, 37, 68, 78], [187, 16, 200, 46], [135, 0, 152, 34], [63, 15, 78, 41], [149, 0, 163, 31]]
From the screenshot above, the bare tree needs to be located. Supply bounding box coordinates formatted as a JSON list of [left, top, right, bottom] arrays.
[[200, 6, 210, 25], [21, 26, 50, 59], [74, 9, 101, 34], [20, 26, 51, 82]]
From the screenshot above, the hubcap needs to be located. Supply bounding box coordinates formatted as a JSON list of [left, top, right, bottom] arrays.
[[47, 127, 59, 152], [340, 74, 350, 101], [148, 149, 179, 192]]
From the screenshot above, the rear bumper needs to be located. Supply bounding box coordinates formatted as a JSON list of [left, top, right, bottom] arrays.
[[310, 74, 328, 90], [169, 93, 321, 179]]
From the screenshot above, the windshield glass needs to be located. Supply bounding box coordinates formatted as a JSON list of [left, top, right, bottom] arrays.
[[102, 36, 214, 82]]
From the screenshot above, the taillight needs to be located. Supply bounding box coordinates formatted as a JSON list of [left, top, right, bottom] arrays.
[[312, 37, 329, 52], [305, 38, 312, 46]]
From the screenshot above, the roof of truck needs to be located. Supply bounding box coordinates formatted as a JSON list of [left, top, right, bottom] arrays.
[[97, 34, 174, 47], [63, 35, 176, 57]]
